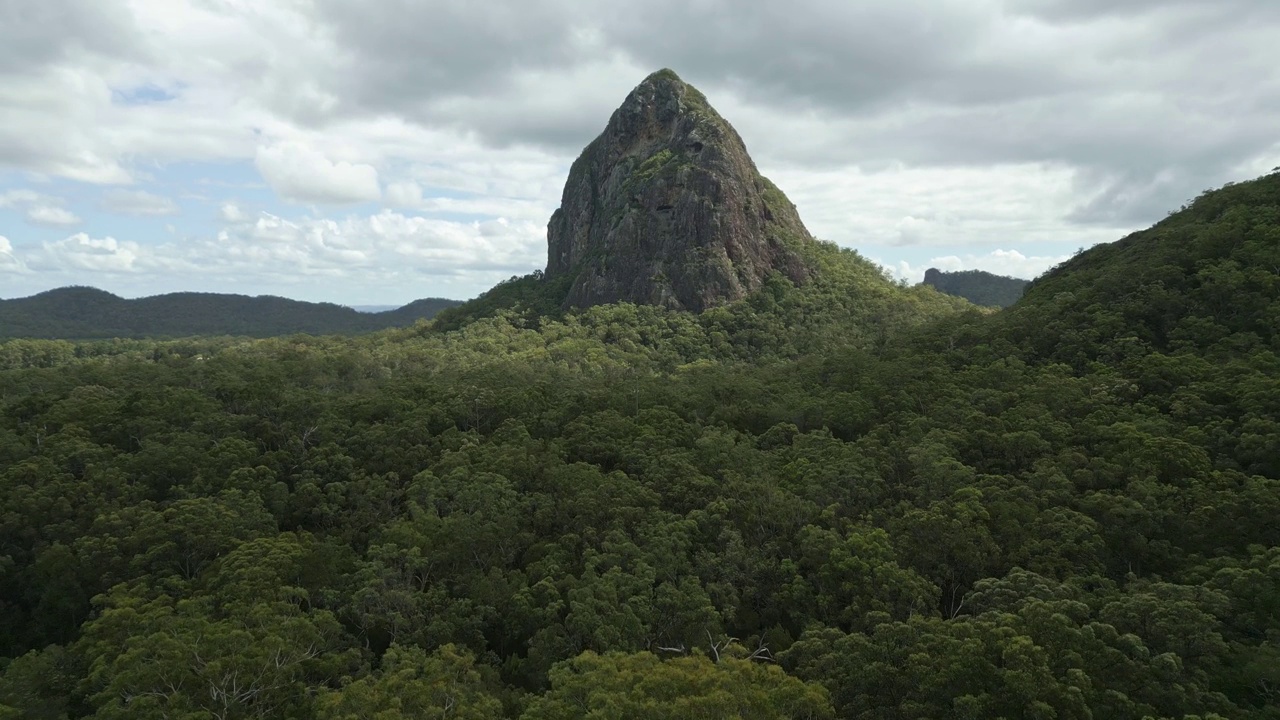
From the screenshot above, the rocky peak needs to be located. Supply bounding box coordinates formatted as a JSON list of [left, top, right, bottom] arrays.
[[544, 69, 815, 312]]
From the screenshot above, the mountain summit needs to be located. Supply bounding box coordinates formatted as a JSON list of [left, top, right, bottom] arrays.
[[545, 69, 816, 311]]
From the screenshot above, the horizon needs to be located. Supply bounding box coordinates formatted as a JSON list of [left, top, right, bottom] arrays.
[[0, 284, 462, 308], [0, 261, 1039, 308], [2, 1, 1278, 304]]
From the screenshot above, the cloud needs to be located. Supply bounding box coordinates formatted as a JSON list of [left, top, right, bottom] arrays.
[[0, 235, 26, 273], [25, 205, 83, 227], [310, 0, 589, 117], [889, 249, 1073, 283], [0, 190, 40, 207], [303, 0, 1280, 225], [43, 233, 143, 272], [0, 189, 82, 226], [3, 202, 552, 301], [100, 189, 180, 216], [0, 66, 135, 183], [892, 216, 935, 247], [1019, 0, 1280, 22], [219, 202, 248, 223], [384, 181, 424, 209], [0, 0, 143, 76], [19, 208, 542, 283], [254, 142, 382, 204], [766, 162, 1121, 252]]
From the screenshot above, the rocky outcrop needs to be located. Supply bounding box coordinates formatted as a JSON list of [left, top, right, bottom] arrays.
[[921, 268, 1029, 308], [545, 69, 816, 312]]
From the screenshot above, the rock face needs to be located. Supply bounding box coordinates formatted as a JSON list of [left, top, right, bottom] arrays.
[[545, 69, 816, 311]]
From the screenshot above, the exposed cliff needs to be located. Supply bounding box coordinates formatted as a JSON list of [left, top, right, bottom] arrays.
[[545, 69, 816, 311]]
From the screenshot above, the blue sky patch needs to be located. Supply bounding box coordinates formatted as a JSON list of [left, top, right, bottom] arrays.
[[111, 83, 182, 106]]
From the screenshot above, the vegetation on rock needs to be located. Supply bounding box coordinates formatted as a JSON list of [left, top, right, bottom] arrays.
[[921, 268, 1029, 308]]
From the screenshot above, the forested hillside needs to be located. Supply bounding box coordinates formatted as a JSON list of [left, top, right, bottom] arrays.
[[0, 287, 462, 339], [921, 268, 1029, 307], [0, 174, 1277, 718]]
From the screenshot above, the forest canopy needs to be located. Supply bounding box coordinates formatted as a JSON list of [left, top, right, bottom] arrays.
[[0, 173, 1278, 718]]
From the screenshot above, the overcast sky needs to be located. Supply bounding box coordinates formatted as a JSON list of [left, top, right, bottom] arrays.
[[1, 0, 1277, 305]]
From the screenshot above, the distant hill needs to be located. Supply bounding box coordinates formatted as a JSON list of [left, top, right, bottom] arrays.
[[920, 268, 1029, 308], [0, 287, 463, 339]]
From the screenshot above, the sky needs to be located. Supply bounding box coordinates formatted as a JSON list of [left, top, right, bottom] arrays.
[[1, 0, 1278, 306]]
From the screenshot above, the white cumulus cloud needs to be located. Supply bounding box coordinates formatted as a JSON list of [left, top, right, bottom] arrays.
[[43, 233, 143, 272], [384, 180, 424, 209], [889, 249, 1072, 283], [0, 189, 82, 227], [254, 142, 382, 205], [0, 235, 26, 273], [25, 205, 83, 227], [6, 206, 543, 298], [219, 202, 248, 223]]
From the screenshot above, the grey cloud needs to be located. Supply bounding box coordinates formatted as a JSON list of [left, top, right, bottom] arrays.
[[779, 95, 1276, 226], [613, 1, 1279, 178], [311, 0, 587, 115], [1016, 0, 1280, 22], [1061, 167, 1199, 226], [309, 0, 1075, 140], [303, 0, 1280, 229], [3, 0, 1278, 237], [607, 0, 1073, 113], [0, 120, 132, 184], [0, 0, 142, 75]]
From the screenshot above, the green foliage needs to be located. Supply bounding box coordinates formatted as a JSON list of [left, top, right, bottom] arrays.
[[316, 644, 504, 720], [629, 149, 676, 185], [0, 173, 1278, 717], [430, 272, 573, 332], [522, 651, 832, 719], [998, 172, 1280, 367], [922, 268, 1029, 308]]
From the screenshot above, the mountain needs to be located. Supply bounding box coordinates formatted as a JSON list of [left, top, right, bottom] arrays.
[[0, 287, 463, 339], [435, 69, 964, 332], [545, 69, 816, 311], [920, 268, 1028, 307]]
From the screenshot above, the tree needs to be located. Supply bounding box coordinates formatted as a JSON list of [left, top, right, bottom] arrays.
[[521, 651, 832, 720], [316, 644, 503, 720]]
